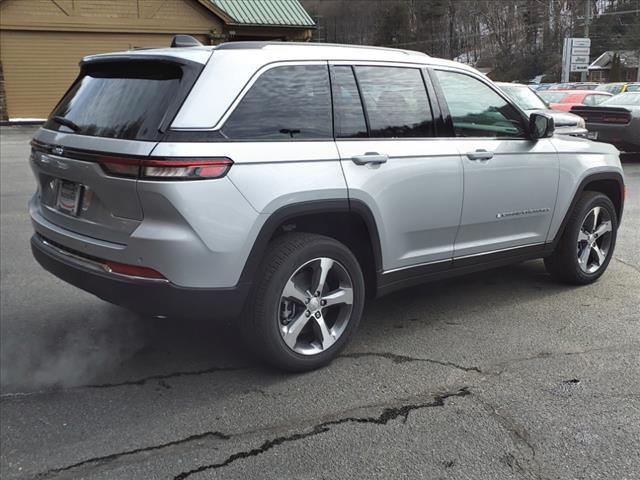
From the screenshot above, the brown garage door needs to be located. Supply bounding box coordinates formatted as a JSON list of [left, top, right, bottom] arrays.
[[0, 31, 206, 120]]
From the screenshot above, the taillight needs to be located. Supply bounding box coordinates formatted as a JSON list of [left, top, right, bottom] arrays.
[[29, 141, 232, 181], [97, 156, 232, 180], [141, 159, 232, 180], [602, 115, 630, 124], [100, 156, 140, 177]]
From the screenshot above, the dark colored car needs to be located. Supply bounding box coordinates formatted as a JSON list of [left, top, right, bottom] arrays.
[[571, 92, 640, 153]]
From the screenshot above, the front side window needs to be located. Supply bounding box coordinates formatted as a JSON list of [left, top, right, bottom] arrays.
[[434, 70, 526, 138], [222, 64, 332, 140], [355, 66, 434, 138]]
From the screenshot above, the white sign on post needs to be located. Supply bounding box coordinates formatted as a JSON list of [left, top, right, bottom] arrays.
[[572, 38, 591, 47], [572, 47, 590, 55], [562, 38, 591, 80]]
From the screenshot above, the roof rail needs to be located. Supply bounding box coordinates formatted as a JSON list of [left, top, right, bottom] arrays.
[[171, 35, 202, 48], [214, 41, 429, 56]]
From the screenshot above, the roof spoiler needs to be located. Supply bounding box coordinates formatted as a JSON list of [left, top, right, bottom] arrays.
[[171, 35, 203, 48]]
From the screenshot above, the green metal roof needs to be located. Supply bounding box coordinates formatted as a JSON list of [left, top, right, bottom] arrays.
[[209, 0, 315, 27]]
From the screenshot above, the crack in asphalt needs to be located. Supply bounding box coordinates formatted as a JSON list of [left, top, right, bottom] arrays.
[[173, 387, 471, 480], [85, 365, 249, 389], [0, 366, 251, 400], [340, 351, 482, 373], [5, 344, 635, 400], [473, 396, 548, 480], [615, 256, 640, 274], [36, 431, 230, 479], [489, 344, 639, 375]]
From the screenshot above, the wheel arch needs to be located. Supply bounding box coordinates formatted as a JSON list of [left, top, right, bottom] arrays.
[[238, 199, 383, 297], [551, 171, 624, 248]]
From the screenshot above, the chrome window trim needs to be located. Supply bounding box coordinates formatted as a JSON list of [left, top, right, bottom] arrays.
[[171, 60, 434, 134]]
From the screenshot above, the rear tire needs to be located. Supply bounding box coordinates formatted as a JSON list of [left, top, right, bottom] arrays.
[[545, 191, 617, 285], [243, 232, 365, 372]]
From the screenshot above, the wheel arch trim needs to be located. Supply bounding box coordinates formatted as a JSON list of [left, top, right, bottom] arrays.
[[237, 199, 383, 286], [551, 171, 624, 248]]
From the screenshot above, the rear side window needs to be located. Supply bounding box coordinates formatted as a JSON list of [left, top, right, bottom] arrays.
[[46, 61, 189, 141], [434, 70, 526, 138], [222, 64, 332, 140], [332, 66, 368, 138], [584, 94, 609, 106], [355, 66, 434, 138]]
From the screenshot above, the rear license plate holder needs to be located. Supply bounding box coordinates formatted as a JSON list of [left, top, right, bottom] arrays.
[[55, 180, 83, 216]]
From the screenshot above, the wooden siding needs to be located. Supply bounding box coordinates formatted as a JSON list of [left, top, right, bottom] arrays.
[[0, 0, 223, 34], [0, 0, 313, 119], [0, 30, 208, 119]]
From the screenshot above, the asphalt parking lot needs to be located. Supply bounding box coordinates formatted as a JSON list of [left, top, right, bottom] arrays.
[[1, 125, 638, 480]]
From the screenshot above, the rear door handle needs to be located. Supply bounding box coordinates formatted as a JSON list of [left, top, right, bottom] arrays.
[[466, 149, 494, 161], [351, 152, 388, 165]]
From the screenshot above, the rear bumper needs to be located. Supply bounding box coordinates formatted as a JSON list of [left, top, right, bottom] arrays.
[[587, 123, 640, 153], [31, 234, 250, 318]]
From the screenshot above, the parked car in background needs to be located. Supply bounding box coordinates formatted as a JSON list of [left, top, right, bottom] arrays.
[[550, 82, 599, 90], [530, 83, 556, 91], [497, 82, 587, 136], [539, 90, 613, 112], [571, 92, 640, 153], [573, 82, 600, 90], [595, 83, 632, 95]]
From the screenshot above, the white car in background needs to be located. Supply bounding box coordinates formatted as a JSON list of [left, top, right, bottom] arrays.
[[497, 82, 588, 136]]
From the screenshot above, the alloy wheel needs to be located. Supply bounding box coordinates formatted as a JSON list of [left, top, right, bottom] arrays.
[[278, 257, 354, 355], [577, 206, 613, 274]]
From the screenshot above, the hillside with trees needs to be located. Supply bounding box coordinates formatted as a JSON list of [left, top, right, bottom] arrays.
[[302, 0, 640, 82]]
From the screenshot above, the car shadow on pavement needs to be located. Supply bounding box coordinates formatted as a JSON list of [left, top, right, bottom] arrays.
[[0, 259, 581, 396]]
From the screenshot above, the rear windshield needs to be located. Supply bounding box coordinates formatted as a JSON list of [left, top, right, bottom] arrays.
[[45, 61, 187, 141], [600, 92, 640, 106]]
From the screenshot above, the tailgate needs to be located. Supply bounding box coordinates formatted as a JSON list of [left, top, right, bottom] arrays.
[[30, 55, 206, 244], [30, 133, 157, 244]]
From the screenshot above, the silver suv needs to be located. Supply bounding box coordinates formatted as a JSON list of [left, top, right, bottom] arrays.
[[29, 40, 625, 371]]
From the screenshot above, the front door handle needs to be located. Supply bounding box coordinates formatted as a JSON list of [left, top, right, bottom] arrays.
[[351, 152, 388, 165], [466, 149, 494, 161]]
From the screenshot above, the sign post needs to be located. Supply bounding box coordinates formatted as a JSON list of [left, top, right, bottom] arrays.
[[561, 38, 591, 83]]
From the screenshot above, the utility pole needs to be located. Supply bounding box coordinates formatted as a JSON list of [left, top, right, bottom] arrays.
[[581, 0, 591, 82]]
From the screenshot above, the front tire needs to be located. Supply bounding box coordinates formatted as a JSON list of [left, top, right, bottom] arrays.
[[244, 233, 365, 372], [545, 191, 618, 285]]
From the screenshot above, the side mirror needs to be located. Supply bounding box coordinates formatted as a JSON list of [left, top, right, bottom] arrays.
[[530, 112, 555, 139]]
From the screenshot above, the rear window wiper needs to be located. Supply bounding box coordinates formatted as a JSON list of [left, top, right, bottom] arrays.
[[52, 115, 80, 132]]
